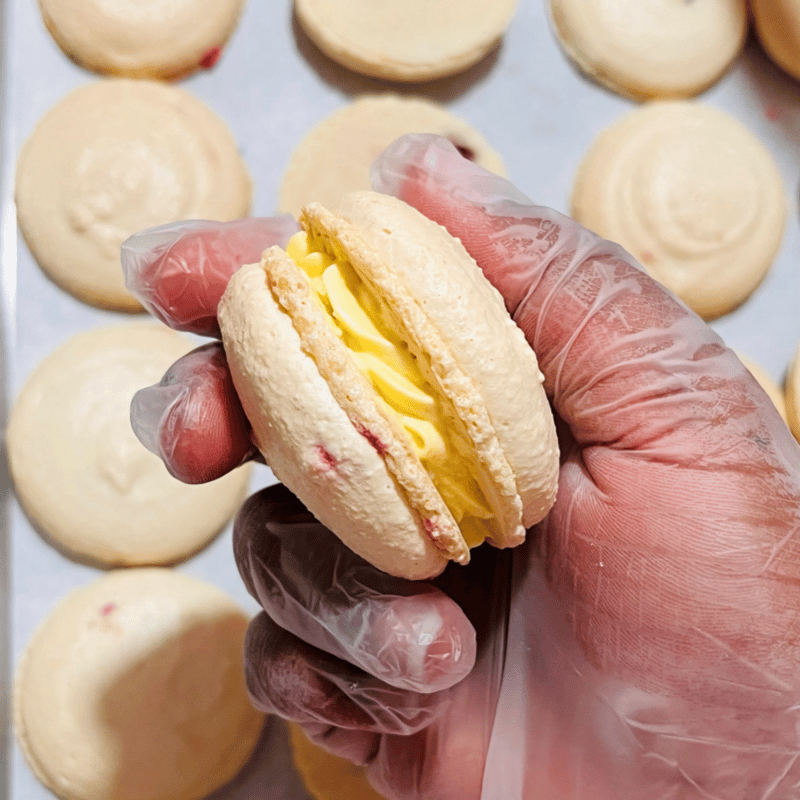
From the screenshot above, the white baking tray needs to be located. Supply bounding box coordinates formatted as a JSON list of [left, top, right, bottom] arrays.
[[1, 0, 798, 798]]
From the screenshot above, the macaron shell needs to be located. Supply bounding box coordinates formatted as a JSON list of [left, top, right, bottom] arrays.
[[15, 79, 252, 311], [13, 568, 263, 800], [278, 95, 505, 219], [786, 346, 800, 444], [7, 323, 251, 566], [549, 0, 747, 101], [294, 0, 519, 82], [218, 258, 450, 580], [570, 101, 786, 320], [330, 192, 559, 532], [38, 0, 246, 79], [751, 0, 800, 82]]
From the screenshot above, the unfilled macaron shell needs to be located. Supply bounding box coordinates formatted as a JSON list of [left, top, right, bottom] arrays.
[[279, 95, 505, 218], [571, 101, 786, 320], [786, 346, 800, 443], [549, 0, 747, 100], [7, 323, 251, 566], [38, 0, 246, 79], [751, 0, 800, 82], [13, 568, 263, 800], [15, 79, 252, 311], [294, 0, 519, 81]]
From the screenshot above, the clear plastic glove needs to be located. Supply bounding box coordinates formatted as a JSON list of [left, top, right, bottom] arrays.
[[123, 134, 800, 800]]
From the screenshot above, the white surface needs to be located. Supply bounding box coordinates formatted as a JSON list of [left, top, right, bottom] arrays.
[[1, 0, 799, 797]]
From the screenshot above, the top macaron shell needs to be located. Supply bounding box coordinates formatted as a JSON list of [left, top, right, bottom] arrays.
[[330, 192, 558, 532]]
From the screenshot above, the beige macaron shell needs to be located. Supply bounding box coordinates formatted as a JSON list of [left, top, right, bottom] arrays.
[[38, 0, 246, 79], [786, 347, 800, 443], [752, 0, 800, 82], [7, 324, 250, 566], [737, 353, 789, 424], [13, 568, 263, 800], [15, 79, 252, 311], [218, 260, 450, 580], [571, 101, 786, 320], [330, 192, 559, 532], [289, 723, 385, 800], [549, 0, 747, 100], [295, 0, 518, 82], [279, 95, 505, 218]]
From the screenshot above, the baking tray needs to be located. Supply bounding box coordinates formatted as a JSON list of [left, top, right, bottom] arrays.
[[1, 0, 799, 798]]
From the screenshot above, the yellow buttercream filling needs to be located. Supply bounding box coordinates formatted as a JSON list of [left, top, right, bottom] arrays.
[[286, 231, 492, 547]]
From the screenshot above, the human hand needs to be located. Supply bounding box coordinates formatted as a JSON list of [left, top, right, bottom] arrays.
[[124, 134, 800, 799]]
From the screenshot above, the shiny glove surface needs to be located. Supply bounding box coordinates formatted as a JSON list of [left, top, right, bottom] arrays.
[[123, 135, 800, 800]]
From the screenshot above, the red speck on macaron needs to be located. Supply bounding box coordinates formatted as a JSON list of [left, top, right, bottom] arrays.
[[200, 46, 222, 69]]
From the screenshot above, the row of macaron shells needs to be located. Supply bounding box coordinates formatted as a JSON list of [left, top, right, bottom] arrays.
[[10, 2, 532, 800], [12, 3, 269, 800]]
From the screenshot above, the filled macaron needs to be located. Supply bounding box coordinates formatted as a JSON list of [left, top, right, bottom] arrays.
[[218, 191, 558, 579]]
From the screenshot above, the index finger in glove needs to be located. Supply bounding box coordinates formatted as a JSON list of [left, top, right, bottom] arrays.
[[234, 484, 478, 695], [121, 215, 299, 336]]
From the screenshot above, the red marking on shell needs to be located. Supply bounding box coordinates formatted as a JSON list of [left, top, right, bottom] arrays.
[[422, 518, 439, 540], [314, 445, 338, 471], [200, 46, 222, 69], [101, 603, 116, 617], [765, 104, 781, 121], [355, 423, 388, 456]]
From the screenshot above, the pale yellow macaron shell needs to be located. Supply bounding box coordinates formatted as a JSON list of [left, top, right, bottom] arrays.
[[571, 101, 786, 320], [15, 79, 252, 311], [13, 568, 264, 800], [786, 346, 800, 443], [752, 0, 800, 82], [279, 95, 505, 218], [330, 193, 558, 530], [38, 0, 246, 79], [289, 723, 385, 800], [7, 323, 251, 566], [295, 0, 518, 81], [549, 0, 747, 101]]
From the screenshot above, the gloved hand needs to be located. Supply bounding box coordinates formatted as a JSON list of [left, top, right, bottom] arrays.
[[123, 134, 800, 800]]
